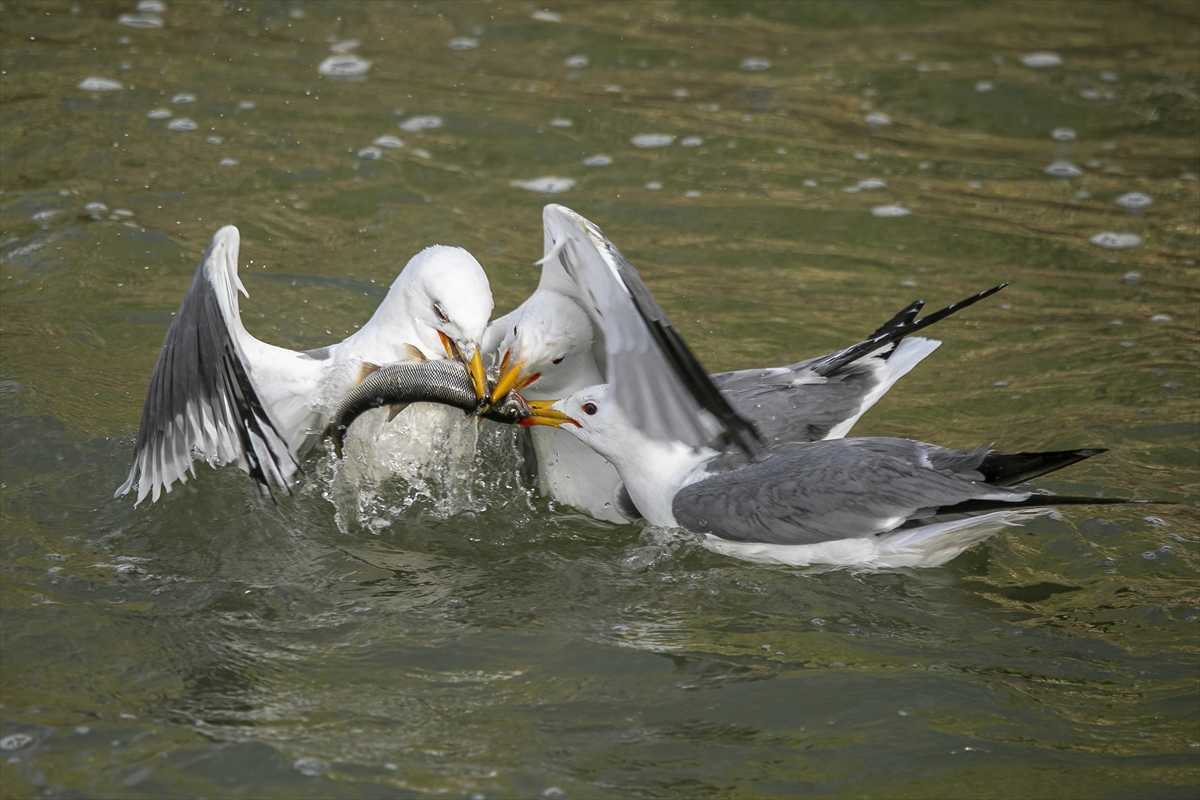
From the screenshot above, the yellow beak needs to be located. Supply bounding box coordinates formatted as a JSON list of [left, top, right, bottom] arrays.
[[518, 399, 578, 428], [438, 331, 488, 403]]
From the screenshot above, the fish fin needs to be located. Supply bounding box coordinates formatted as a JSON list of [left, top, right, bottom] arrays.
[[386, 403, 411, 423], [356, 362, 382, 385], [403, 343, 428, 362]]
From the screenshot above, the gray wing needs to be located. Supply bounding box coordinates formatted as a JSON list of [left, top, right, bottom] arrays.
[[541, 204, 761, 453], [116, 226, 297, 504], [673, 438, 1027, 545], [707, 285, 1007, 469]]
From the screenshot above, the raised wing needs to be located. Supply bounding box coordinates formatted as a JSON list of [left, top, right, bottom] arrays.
[[116, 226, 298, 504], [540, 204, 761, 454]]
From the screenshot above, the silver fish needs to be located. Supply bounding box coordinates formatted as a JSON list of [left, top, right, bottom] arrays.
[[328, 359, 532, 458]]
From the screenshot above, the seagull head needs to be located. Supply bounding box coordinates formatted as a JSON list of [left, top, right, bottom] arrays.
[[396, 245, 493, 402], [490, 291, 597, 405]]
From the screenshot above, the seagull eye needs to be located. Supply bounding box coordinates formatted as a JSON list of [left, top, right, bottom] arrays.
[[433, 302, 449, 323], [551, 356, 564, 365], [582, 402, 598, 416]]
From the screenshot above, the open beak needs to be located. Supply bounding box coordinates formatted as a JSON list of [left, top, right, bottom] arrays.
[[479, 349, 541, 412], [517, 399, 578, 428], [439, 331, 489, 403]]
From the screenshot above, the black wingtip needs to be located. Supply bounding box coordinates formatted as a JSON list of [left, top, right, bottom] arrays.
[[979, 447, 1108, 487]]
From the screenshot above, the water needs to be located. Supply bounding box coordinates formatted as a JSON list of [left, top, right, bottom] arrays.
[[2, 1, 1198, 796]]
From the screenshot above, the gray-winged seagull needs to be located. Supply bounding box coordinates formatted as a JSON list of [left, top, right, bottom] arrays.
[[522, 383, 1132, 569], [116, 225, 494, 504], [485, 204, 1002, 522]]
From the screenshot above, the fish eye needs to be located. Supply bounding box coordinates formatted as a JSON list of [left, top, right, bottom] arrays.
[[582, 402, 598, 416], [551, 356, 564, 365], [433, 302, 449, 323]]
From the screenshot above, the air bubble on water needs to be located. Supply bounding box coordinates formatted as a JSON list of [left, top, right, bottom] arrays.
[[583, 154, 612, 167], [1115, 192, 1152, 209], [206, 135, 222, 145], [293, 758, 326, 777], [673, 88, 688, 98], [872, 205, 910, 218], [1052, 127, 1076, 141], [1150, 314, 1171, 323], [448, 37, 478, 51], [564, 54, 589, 68], [319, 54, 371, 78], [1123, 270, 1141, 282], [1142, 551, 1158, 561], [0, 734, 32, 751], [1046, 160, 1082, 177], [864, 112, 891, 126], [645, 182, 662, 190], [411, 149, 430, 159], [775, 147, 787, 154], [79, 77, 123, 91], [1090, 232, 1141, 249], [146, 108, 171, 119], [1021, 52, 1063, 68], [373, 135, 403, 149], [803, 179, 818, 187], [684, 190, 703, 198], [167, 118, 196, 131], [220, 157, 238, 166], [1163, 380, 1181, 389], [237, 100, 255, 110], [400, 115, 442, 132], [357, 146, 382, 160], [1099, 70, 1118, 82], [550, 118, 573, 128], [740, 57, 771, 71], [85, 202, 108, 217], [510, 177, 575, 194], [118, 13, 162, 28], [975, 81, 994, 92], [632, 133, 674, 148], [138, 0, 165, 11], [171, 93, 196, 104], [680, 136, 703, 147], [531, 9, 562, 23]]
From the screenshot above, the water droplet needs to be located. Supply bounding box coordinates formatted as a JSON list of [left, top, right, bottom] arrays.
[[531, 9, 562, 23], [1090, 232, 1141, 249], [138, 0, 166, 11], [1045, 160, 1082, 177], [684, 190, 703, 198], [1115, 192, 1152, 209], [318, 54, 371, 78], [448, 37, 478, 51], [872, 205, 910, 218], [357, 146, 381, 160], [673, 88, 688, 98], [373, 135, 403, 149], [740, 57, 771, 71], [645, 181, 662, 190], [78, 77, 122, 91], [167, 118, 196, 131], [975, 80, 994, 92], [237, 100, 255, 110], [1142, 551, 1158, 561], [583, 154, 612, 167], [1100, 70, 1119, 82], [1051, 127, 1076, 141], [549, 118, 573, 128], [864, 112, 891, 126], [1123, 271, 1141, 282], [400, 115, 442, 132], [410, 148, 430, 159], [803, 179, 818, 187], [1021, 52, 1063, 68], [564, 54, 589, 68], [510, 177, 575, 194], [219, 157, 239, 166], [171, 92, 196, 104], [775, 147, 787, 155], [206, 135, 222, 145]]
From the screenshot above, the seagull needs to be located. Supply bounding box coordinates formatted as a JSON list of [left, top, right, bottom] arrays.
[[522, 383, 1133, 569], [116, 225, 494, 504], [484, 203, 1002, 522]]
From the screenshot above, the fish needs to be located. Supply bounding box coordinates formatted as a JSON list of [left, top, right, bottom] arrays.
[[327, 358, 533, 458]]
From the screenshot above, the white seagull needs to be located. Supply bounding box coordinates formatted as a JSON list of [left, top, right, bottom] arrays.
[[485, 204, 1002, 522], [523, 383, 1132, 569], [116, 225, 494, 504]]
